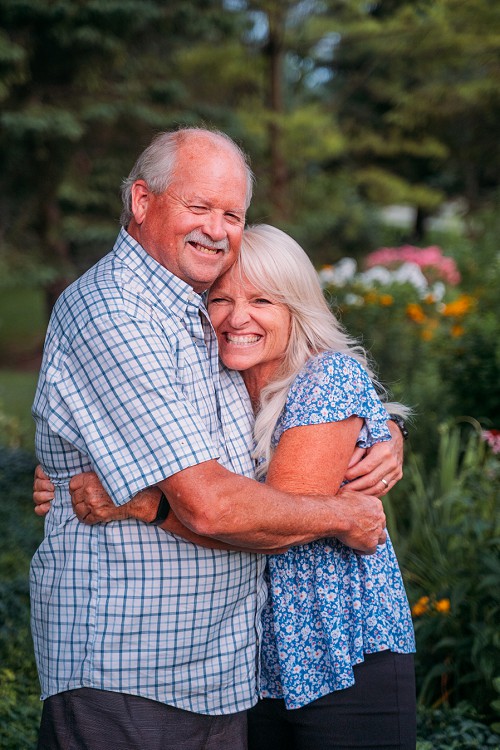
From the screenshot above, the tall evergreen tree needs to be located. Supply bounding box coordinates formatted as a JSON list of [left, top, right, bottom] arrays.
[[321, 0, 500, 235], [0, 0, 239, 303]]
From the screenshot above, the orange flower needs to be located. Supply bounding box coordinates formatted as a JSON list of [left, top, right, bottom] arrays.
[[379, 294, 394, 306], [451, 324, 465, 337], [434, 598, 451, 614], [441, 295, 476, 318], [406, 303, 426, 324], [412, 596, 430, 617]]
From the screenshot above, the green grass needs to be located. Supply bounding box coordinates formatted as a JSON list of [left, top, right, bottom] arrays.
[[0, 370, 38, 451]]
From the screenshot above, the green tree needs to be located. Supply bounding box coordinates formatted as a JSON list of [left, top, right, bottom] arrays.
[[0, 0, 242, 308], [320, 0, 500, 236]]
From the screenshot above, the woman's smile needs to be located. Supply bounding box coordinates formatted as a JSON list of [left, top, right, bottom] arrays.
[[208, 270, 291, 395]]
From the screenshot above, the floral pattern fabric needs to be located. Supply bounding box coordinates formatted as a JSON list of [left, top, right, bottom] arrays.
[[259, 351, 416, 709]]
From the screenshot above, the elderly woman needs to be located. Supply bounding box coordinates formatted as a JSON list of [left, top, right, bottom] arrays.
[[208, 225, 416, 750], [34, 225, 416, 749]]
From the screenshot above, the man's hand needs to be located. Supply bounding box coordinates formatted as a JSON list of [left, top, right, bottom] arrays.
[[69, 472, 162, 525], [33, 464, 55, 516], [332, 486, 387, 555], [343, 421, 404, 496]]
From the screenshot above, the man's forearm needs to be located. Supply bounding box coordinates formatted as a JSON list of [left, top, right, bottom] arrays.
[[68, 460, 386, 555], [159, 461, 386, 554]]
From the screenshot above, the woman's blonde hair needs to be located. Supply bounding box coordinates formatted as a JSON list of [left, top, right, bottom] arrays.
[[236, 224, 405, 477]]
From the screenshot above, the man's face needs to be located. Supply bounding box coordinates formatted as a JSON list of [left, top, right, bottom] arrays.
[[128, 138, 248, 292]]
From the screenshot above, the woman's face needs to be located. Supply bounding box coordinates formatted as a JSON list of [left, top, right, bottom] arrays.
[[208, 269, 291, 387]]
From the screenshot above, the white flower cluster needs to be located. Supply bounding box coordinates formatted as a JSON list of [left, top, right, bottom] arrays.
[[318, 258, 446, 301]]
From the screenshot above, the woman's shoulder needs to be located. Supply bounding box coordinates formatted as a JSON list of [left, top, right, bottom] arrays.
[[291, 350, 371, 393], [280, 350, 380, 428]]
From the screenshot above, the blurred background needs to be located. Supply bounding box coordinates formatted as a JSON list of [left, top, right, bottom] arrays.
[[1, 1, 499, 747]]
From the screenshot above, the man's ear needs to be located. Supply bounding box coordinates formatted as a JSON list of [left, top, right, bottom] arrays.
[[131, 180, 149, 225]]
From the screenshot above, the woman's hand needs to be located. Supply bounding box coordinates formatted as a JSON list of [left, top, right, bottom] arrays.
[[33, 464, 55, 516], [32, 466, 161, 524], [343, 421, 404, 495]]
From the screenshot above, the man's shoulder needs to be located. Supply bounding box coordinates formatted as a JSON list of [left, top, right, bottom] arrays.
[[52, 251, 127, 325]]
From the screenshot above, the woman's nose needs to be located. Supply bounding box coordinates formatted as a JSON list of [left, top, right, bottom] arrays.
[[228, 301, 250, 327]]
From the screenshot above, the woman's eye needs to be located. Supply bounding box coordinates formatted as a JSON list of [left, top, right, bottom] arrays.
[[208, 297, 228, 305], [254, 298, 272, 305]]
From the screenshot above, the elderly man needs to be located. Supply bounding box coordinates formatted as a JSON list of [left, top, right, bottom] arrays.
[[31, 127, 403, 750]]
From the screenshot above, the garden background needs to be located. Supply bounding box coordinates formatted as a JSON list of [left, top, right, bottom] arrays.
[[1, 1, 499, 747]]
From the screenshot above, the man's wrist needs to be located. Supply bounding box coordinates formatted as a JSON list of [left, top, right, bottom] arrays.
[[150, 493, 171, 525]]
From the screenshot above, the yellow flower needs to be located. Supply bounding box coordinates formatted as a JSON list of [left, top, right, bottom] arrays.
[[379, 294, 394, 306], [365, 291, 378, 305], [406, 303, 426, 324], [434, 598, 451, 614], [412, 596, 430, 617]]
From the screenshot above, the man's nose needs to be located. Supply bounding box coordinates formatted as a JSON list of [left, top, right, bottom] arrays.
[[202, 211, 226, 241]]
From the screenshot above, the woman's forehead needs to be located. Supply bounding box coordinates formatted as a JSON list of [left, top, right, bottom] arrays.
[[210, 268, 257, 295]]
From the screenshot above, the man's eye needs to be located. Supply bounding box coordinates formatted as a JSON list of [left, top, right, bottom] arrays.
[[225, 212, 244, 224], [189, 205, 207, 213]]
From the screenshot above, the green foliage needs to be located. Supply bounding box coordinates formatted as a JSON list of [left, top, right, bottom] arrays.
[[321, 208, 500, 463], [1, 0, 500, 286], [0, 373, 38, 449], [387, 422, 500, 720], [325, 0, 500, 217], [0, 447, 43, 749], [416, 704, 500, 749]]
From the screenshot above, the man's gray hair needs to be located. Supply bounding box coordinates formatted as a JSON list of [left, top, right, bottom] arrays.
[[120, 127, 254, 227]]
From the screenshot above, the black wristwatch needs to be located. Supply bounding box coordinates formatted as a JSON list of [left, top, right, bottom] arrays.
[[150, 493, 171, 525], [389, 414, 409, 441]]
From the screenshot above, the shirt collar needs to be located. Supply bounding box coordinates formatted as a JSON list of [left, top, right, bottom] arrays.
[[113, 227, 205, 319]]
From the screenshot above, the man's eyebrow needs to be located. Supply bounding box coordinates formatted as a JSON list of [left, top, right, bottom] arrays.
[[188, 196, 245, 213]]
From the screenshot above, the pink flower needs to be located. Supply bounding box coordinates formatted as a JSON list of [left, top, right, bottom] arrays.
[[365, 245, 461, 285], [482, 429, 500, 454]]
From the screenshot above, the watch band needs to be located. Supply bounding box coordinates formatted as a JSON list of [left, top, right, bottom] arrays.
[[150, 493, 171, 525], [389, 414, 409, 441]]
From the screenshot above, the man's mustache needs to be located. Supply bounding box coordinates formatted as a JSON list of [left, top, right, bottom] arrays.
[[185, 229, 230, 253]]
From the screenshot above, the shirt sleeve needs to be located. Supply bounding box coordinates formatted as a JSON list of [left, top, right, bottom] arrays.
[[281, 352, 391, 447], [44, 313, 220, 505]]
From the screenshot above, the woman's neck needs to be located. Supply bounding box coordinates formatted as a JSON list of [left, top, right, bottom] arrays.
[[242, 364, 277, 413]]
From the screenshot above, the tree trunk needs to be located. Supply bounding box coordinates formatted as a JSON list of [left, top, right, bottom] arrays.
[[265, 5, 289, 219]]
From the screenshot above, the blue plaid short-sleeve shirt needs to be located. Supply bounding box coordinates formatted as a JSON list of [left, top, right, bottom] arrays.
[[30, 229, 267, 715]]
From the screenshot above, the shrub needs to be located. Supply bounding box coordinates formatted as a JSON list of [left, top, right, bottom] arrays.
[[386, 422, 500, 722], [416, 704, 500, 749], [320, 234, 500, 465], [0, 447, 43, 749]]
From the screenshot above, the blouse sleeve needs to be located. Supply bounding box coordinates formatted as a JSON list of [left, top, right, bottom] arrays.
[[281, 352, 391, 448]]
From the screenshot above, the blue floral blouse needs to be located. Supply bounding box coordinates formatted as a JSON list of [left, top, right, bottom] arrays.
[[259, 351, 416, 709]]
